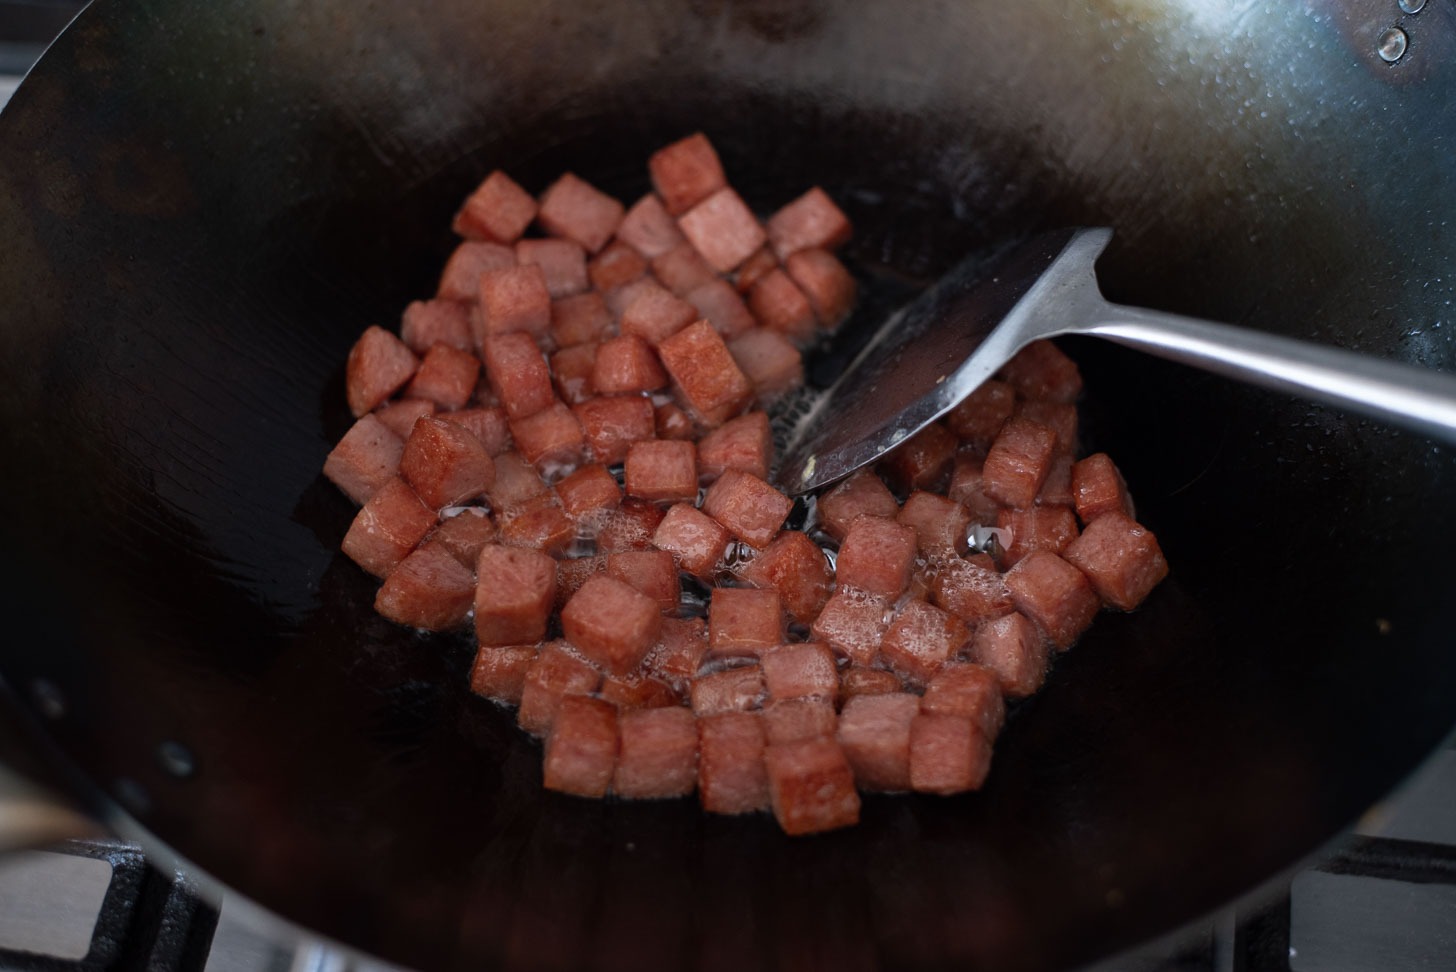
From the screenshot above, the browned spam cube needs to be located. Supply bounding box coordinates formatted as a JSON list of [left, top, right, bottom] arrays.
[[595, 497, 668, 553], [555, 463, 622, 519], [678, 187, 767, 273], [735, 246, 778, 293], [766, 186, 852, 259], [655, 402, 695, 441], [1018, 399, 1078, 457], [836, 515, 918, 599], [687, 279, 756, 340], [649, 133, 727, 216], [727, 328, 804, 406], [738, 530, 832, 624], [708, 588, 785, 657], [763, 737, 861, 836], [518, 642, 603, 736], [587, 240, 648, 294], [400, 299, 473, 354], [374, 541, 476, 631], [921, 663, 1005, 740], [809, 588, 889, 667], [508, 400, 585, 470], [573, 394, 656, 465], [555, 555, 605, 610], [840, 667, 904, 700], [599, 673, 679, 710], [654, 503, 732, 579], [747, 269, 816, 346], [690, 665, 766, 716], [439, 406, 512, 456], [651, 243, 718, 298], [697, 411, 772, 483], [404, 344, 480, 411], [515, 237, 589, 299], [607, 549, 680, 614], [897, 491, 972, 558], [947, 454, 1002, 525], [482, 331, 555, 421], [543, 695, 619, 798], [761, 642, 838, 702], [478, 264, 551, 340], [967, 612, 1047, 698], [346, 326, 419, 417], [374, 398, 436, 441], [617, 193, 688, 257], [437, 240, 515, 303], [341, 478, 437, 578], [324, 413, 404, 505], [817, 470, 899, 541], [648, 616, 709, 688], [1005, 550, 1100, 650], [763, 699, 837, 745], [910, 713, 993, 795], [836, 692, 918, 791], [469, 643, 539, 706], [880, 599, 970, 686], [1037, 452, 1075, 508], [930, 556, 1014, 624], [549, 343, 597, 406], [498, 495, 576, 556], [700, 470, 792, 549], [400, 416, 495, 510], [1001, 339, 1082, 403], [624, 439, 698, 504], [613, 706, 698, 799], [620, 281, 699, 347], [537, 172, 624, 253], [1063, 512, 1169, 611], [1072, 453, 1135, 524], [697, 710, 769, 814], [784, 248, 856, 330], [452, 170, 537, 243], [982, 417, 1059, 510], [551, 291, 613, 349], [592, 335, 668, 395], [475, 544, 557, 646], [945, 378, 1015, 448], [431, 508, 498, 568], [880, 422, 958, 494], [997, 505, 1079, 568], [486, 451, 549, 510], [561, 575, 663, 676]]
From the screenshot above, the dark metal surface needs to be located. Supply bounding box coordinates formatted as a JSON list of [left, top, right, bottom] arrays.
[[2, 0, 1456, 969]]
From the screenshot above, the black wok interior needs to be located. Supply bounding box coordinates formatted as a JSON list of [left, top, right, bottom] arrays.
[[2, 1, 1456, 969]]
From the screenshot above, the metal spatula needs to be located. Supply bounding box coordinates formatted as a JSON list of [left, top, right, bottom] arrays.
[[774, 227, 1456, 496]]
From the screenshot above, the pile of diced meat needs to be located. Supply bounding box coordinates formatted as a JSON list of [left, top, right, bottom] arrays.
[[322, 133, 1169, 836]]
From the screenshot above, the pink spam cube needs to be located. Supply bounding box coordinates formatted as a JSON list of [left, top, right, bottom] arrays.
[[809, 589, 889, 667], [555, 463, 622, 519], [405, 344, 480, 410], [324, 413, 403, 505], [618, 193, 687, 257], [1018, 400, 1078, 457], [606, 272, 667, 323], [537, 172, 624, 253], [840, 667, 903, 700], [656, 401, 695, 441], [515, 238, 589, 299], [982, 417, 1059, 510], [784, 248, 855, 329], [921, 663, 1005, 740], [498, 495, 576, 556], [880, 422, 958, 494], [648, 616, 709, 687], [700, 469, 792, 549], [708, 587, 785, 657], [697, 711, 769, 814], [656, 320, 754, 427], [592, 335, 668, 395], [483, 332, 555, 420], [440, 406, 512, 456], [341, 478, 436, 578], [690, 665, 766, 716], [624, 439, 698, 504], [1005, 550, 1100, 650], [620, 280, 699, 346], [766, 186, 852, 259], [738, 530, 832, 624], [653, 503, 732, 579], [727, 328, 804, 405], [651, 243, 718, 298], [549, 343, 597, 406], [587, 239, 648, 294], [687, 279, 756, 339], [945, 379, 1015, 448], [1063, 512, 1169, 611], [486, 451, 549, 510], [595, 497, 667, 553], [400, 298, 472, 354], [474, 544, 557, 646], [817, 470, 899, 541], [599, 673, 679, 711], [374, 541, 475, 631], [836, 515, 918, 599], [437, 240, 515, 303], [613, 706, 698, 799], [346, 326, 418, 417], [431, 508, 498, 568], [947, 454, 1002, 525], [678, 187, 766, 273], [763, 737, 861, 836], [836, 693, 918, 791], [735, 246, 778, 293], [930, 556, 1014, 624], [606, 549, 680, 614], [518, 643, 603, 736], [1072, 453, 1135, 524], [967, 612, 1047, 698], [374, 398, 436, 441], [551, 291, 613, 348], [452, 170, 536, 243], [561, 575, 663, 676], [897, 491, 971, 558], [761, 642, 837, 702], [697, 411, 772, 483], [573, 394, 656, 466], [998, 505, 1079, 567], [508, 400, 585, 469], [543, 695, 619, 798], [400, 415, 495, 510], [747, 269, 816, 345], [1001, 339, 1083, 403], [649, 132, 727, 216], [469, 644, 538, 706], [880, 599, 970, 685], [763, 699, 837, 745], [478, 264, 551, 339], [1037, 452, 1075, 507], [910, 714, 993, 795]]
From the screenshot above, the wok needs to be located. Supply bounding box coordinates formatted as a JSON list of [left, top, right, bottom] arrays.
[[2, 0, 1455, 968]]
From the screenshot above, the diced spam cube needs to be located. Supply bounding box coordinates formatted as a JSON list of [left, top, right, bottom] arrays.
[[470, 643, 538, 705], [478, 264, 551, 339], [573, 394, 657, 465], [687, 279, 756, 339], [549, 343, 598, 406], [620, 280, 699, 346], [1072, 453, 1135, 524], [346, 326, 419, 417], [658, 321, 754, 427], [655, 402, 695, 441], [651, 243, 718, 298], [555, 555, 605, 610], [551, 291, 613, 348], [678, 187, 767, 273], [997, 505, 1079, 567], [700, 470, 792, 549], [440, 406, 512, 456], [897, 491, 971, 558], [595, 497, 668, 553], [508, 400, 585, 469], [543, 695, 619, 798], [738, 530, 832, 624], [373, 398, 436, 441], [944, 379, 1015, 448], [400, 299, 473, 354], [909, 714, 993, 795], [561, 575, 663, 675], [613, 706, 698, 799], [708, 588, 785, 657], [483, 332, 555, 420], [487, 451, 549, 509], [1063, 512, 1169, 611], [341, 478, 436, 578], [947, 454, 1002, 525], [598, 673, 679, 711], [1004, 550, 1100, 650], [437, 240, 515, 303], [587, 240, 648, 293], [452, 170, 536, 243], [1018, 400, 1078, 457], [697, 711, 769, 814], [1001, 339, 1082, 403], [840, 667, 904, 700], [836, 693, 918, 791], [763, 737, 860, 836], [648, 616, 709, 688], [555, 463, 622, 519], [400, 415, 495, 510], [374, 541, 475, 631], [784, 248, 855, 329], [604, 275, 661, 320], [747, 269, 816, 346], [879, 599, 969, 686], [404, 344, 480, 411], [761, 642, 837, 702], [690, 665, 766, 716], [474, 544, 557, 646], [921, 663, 1005, 740], [516, 237, 589, 298], [817, 470, 899, 541], [519, 642, 603, 736], [607, 549, 680, 614], [836, 515, 918, 599], [617, 193, 688, 258], [624, 439, 698, 504], [592, 335, 668, 395], [728, 328, 804, 405], [649, 132, 727, 216], [431, 508, 498, 568], [324, 413, 404, 505], [497, 494, 576, 556], [653, 503, 731, 579], [734, 246, 778, 293], [966, 612, 1047, 698], [763, 698, 837, 745], [809, 588, 889, 667], [981, 417, 1058, 509], [880, 422, 958, 494], [696, 411, 772, 483], [929, 556, 1014, 624], [537, 173, 624, 253], [766, 187, 852, 258], [1037, 452, 1075, 507]]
